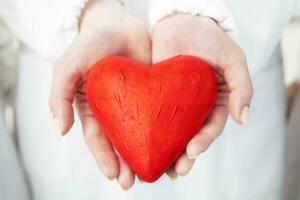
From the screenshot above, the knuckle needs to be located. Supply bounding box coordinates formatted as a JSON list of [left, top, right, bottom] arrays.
[[229, 45, 247, 65]]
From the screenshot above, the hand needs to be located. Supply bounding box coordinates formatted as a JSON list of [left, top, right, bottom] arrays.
[[152, 13, 253, 178], [49, 0, 151, 189]]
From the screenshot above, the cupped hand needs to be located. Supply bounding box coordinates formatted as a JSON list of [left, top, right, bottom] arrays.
[[49, 0, 151, 190], [152, 13, 253, 178]]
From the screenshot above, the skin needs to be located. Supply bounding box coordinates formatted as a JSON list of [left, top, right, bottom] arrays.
[[49, 0, 253, 190]]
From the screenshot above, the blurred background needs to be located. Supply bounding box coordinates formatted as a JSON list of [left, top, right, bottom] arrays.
[[282, 17, 300, 200], [0, 17, 300, 200]]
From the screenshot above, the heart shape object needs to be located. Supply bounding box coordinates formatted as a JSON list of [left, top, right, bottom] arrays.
[[86, 55, 218, 182]]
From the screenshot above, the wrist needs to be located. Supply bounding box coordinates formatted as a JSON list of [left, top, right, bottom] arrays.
[[79, 0, 126, 31]]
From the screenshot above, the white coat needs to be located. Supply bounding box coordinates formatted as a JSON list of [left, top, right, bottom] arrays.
[[1, 0, 300, 199]]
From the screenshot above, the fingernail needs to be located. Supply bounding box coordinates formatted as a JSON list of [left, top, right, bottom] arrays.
[[169, 174, 178, 181], [240, 106, 249, 125], [120, 185, 131, 191], [118, 179, 132, 191], [187, 153, 199, 160], [121, 187, 130, 191], [106, 173, 116, 181], [54, 118, 63, 140], [103, 168, 117, 181]]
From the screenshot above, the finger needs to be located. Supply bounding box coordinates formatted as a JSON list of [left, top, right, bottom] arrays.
[[223, 50, 253, 124], [83, 116, 119, 179], [76, 95, 119, 179], [48, 38, 89, 137], [116, 152, 135, 190], [186, 105, 228, 159], [49, 60, 77, 137], [166, 165, 177, 180], [174, 152, 195, 176], [49, 34, 115, 137]]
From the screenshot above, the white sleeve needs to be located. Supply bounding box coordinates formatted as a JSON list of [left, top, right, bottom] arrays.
[[0, 0, 89, 61], [0, 0, 127, 62], [149, 0, 237, 39]]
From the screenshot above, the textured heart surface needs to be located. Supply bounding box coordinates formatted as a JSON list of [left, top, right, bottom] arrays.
[[86, 55, 218, 182]]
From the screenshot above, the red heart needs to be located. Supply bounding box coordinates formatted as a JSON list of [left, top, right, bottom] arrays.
[[86, 55, 217, 182]]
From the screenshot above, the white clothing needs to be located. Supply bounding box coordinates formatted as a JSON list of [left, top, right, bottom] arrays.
[[0, 95, 29, 200], [0, 21, 29, 200], [0, 0, 235, 62], [1, 0, 300, 199], [149, 0, 237, 38]]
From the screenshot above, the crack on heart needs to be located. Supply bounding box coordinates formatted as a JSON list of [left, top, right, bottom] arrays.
[[155, 103, 164, 121], [113, 91, 122, 107], [159, 80, 163, 95], [124, 142, 129, 151], [115, 131, 120, 139], [113, 90, 125, 121], [170, 105, 179, 121], [136, 103, 139, 121], [95, 101, 101, 110], [119, 69, 127, 86]]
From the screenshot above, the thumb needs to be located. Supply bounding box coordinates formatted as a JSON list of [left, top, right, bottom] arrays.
[[224, 54, 253, 125], [49, 53, 83, 138]]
